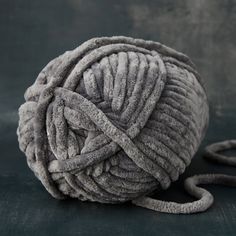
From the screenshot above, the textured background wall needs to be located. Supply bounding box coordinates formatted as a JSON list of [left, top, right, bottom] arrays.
[[1, 0, 236, 235]]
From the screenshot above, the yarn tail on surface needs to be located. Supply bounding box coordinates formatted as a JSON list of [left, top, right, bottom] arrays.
[[132, 139, 236, 214]]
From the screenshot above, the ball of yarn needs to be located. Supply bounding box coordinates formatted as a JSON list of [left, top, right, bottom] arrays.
[[17, 36, 209, 206]]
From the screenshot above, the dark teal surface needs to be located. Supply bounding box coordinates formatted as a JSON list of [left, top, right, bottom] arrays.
[[1, 0, 236, 235]]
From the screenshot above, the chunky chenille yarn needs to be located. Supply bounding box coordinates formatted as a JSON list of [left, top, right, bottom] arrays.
[[17, 36, 236, 214]]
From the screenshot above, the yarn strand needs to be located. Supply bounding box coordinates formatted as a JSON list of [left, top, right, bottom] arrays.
[[132, 139, 236, 214]]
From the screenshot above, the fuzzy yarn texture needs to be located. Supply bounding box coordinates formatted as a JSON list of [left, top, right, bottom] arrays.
[[17, 36, 236, 214]]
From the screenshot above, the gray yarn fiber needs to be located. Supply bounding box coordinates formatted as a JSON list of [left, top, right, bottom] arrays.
[[17, 36, 236, 214]]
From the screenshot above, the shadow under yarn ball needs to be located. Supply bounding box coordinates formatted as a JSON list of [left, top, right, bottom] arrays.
[[17, 36, 210, 213]]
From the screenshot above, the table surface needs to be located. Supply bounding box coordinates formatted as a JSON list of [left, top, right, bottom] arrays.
[[1, 0, 236, 235]]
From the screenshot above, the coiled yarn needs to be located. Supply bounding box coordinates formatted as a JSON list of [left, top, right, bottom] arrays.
[[17, 36, 236, 214]]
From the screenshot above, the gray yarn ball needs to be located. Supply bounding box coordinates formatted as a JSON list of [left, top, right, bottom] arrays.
[[17, 36, 210, 213]]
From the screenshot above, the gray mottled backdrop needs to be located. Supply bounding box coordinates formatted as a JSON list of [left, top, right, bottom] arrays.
[[1, 1, 236, 236]]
